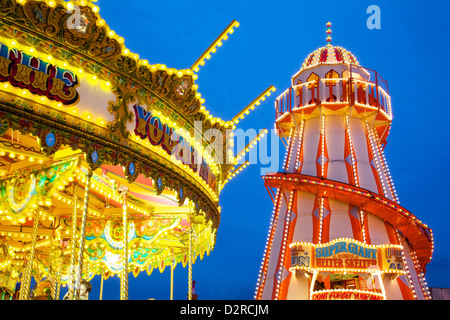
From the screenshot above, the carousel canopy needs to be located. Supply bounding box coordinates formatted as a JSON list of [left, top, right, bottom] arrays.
[[0, 0, 275, 297]]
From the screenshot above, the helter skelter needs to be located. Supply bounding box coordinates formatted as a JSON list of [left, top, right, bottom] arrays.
[[255, 23, 433, 300], [0, 0, 274, 300]]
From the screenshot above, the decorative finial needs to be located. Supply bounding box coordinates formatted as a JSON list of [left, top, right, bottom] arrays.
[[326, 22, 332, 46]]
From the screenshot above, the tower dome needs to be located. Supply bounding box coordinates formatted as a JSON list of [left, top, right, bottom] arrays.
[[301, 45, 359, 71], [300, 22, 359, 72]]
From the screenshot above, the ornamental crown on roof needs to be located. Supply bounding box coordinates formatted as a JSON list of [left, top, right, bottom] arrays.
[[300, 22, 359, 71]]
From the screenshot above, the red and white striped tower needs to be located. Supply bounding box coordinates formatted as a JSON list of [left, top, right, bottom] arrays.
[[255, 23, 433, 300]]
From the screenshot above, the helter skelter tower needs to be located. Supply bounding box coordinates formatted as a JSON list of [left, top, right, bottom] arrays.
[[255, 23, 434, 300]]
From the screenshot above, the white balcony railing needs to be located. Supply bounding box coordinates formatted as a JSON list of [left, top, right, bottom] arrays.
[[276, 78, 392, 120]]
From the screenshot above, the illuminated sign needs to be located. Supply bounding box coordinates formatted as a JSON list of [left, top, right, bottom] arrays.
[[290, 239, 404, 273], [311, 290, 384, 300], [133, 104, 216, 189], [0, 42, 79, 105]]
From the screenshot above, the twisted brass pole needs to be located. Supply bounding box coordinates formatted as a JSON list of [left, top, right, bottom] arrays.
[[99, 274, 104, 300], [54, 259, 62, 300], [74, 170, 92, 300], [188, 214, 193, 300], [68, 183, 79, 299], [19, 208, 39, 300], [120, 188, 129, 300], [170, 249, 174, 300]]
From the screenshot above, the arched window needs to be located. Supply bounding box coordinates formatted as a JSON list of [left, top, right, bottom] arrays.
[[307, 73, 319, 105], [325, 69, 339, 79], [307, 72, 319, 82], [325, 70, 339, 102]]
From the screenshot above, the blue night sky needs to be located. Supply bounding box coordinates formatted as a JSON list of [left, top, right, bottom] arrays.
[[71, 0, 450, 300]]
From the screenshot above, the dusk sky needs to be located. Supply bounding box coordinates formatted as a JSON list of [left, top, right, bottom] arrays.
[[70, 0, 450, 300]]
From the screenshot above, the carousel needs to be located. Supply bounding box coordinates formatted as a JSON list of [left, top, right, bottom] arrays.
[[0, 0, 274, 300]]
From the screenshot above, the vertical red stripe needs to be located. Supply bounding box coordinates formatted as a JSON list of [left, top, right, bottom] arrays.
[[312, 195, 321, 244], [270, 190, 292, 299], [278, 192, 298, 300], [384, 221, 416, 300], [397, 276, 415, 300], [316, 118, 329, 178], [285, 129, 295, 171], [344, 123, 357, 186], [256, 190, 282, 299], [321, 197, 331, 244], [296, 124, 304, 174], [288, 89, 291, 112], [348, 205, 363, 242], [384, 222, 399, 245], [276, 99, 279, 117], [316, 127, 323, 177], [361, 209, 371, 244], [365, 129, 384, 196], [323, 129, 329, 178]]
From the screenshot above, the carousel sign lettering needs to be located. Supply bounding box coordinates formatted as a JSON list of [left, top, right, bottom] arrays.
[[133, 104, 216, 189], [0, 42, 80, 105], [290, 239, 405, 273]]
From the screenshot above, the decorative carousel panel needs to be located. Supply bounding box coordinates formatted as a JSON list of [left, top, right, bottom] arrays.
[[0, 157, 78, 221]]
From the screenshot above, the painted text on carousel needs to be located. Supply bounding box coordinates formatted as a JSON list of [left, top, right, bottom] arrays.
[[133, 104, 216, 189], [0, 42, 80, 105]]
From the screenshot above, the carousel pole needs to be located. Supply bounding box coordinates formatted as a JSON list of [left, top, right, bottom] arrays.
[[170, 263, 174, 300], [51, 221, 62, 300], [188, 213, 193, 300], [170, 247, 175, 300], [68, 183, 79, 299], [54, 259, 62, 300], [99, 274, 104, 300], [74, 169, 92, 300], [19, 208, 39, 300], [120, 186, 129, 300]]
